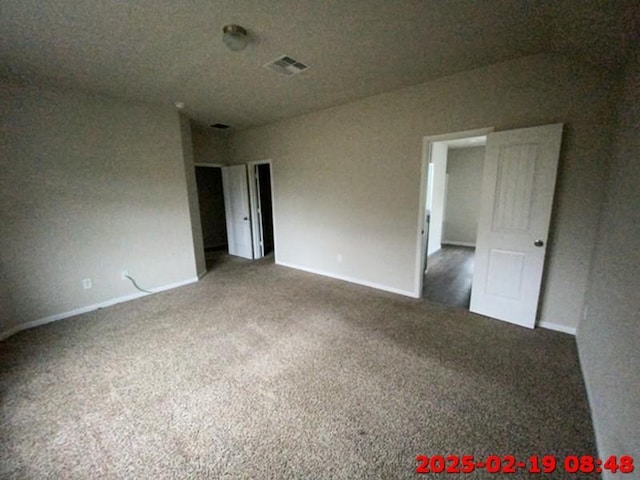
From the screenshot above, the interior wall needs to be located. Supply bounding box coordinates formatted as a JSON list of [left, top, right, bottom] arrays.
[[228, 53, 617, 329], [443, 146, 484, 245], [195, 167, 227, 249], [427, 142, 448, 256], [180, 114, 206, 277], [577, 48, 640, 474], [0, 81, 199, 338], [191, 124, 229, 165]]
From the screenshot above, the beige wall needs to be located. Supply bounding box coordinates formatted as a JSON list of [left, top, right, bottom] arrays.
[[443, 147, 484, 245], [0, 82, 199, 337], [180, 114, 206, 277], [229, 53, 617, 329], [578, 48, 640, 474]]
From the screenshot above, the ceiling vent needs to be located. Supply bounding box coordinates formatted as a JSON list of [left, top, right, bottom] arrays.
[[264, 55, 309, 77], [211, 123, 230, 129]]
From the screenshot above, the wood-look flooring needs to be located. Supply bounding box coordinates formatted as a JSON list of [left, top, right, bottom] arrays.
[[422, 245, 475, 309]]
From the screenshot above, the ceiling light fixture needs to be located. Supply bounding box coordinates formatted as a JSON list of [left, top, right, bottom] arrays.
[[222, 25, 248, 51]]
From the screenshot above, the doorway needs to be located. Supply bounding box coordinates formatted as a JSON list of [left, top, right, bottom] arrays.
[[421, 134, 487, 309], [220, 161, 276, 261], [247, 160, 275, 260], [416, 124, 563, 329], [194, 164, 228, 270]]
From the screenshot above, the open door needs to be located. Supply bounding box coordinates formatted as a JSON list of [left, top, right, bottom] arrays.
[[248, 161, 275, 260], [221, 165, 253, 259], [470, 124, 563, 328]]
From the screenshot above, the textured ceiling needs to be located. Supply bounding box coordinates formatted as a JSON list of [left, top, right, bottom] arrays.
[[0, 0, 637, 129]]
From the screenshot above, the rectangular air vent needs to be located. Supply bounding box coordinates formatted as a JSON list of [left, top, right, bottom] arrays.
[[264, 55, 310, 77]]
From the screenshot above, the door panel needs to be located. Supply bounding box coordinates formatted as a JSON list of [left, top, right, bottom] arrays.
[[221, 165, 253, 259], [470, 124, 562, 328]]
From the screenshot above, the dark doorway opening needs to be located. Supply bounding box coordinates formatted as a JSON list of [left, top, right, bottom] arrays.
[[256, 163, 274, 256], [195, 166, 227, 270]]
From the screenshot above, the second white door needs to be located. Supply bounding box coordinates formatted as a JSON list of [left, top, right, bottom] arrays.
[[470, 123, 563, 328], [222, 165, 253, 259]]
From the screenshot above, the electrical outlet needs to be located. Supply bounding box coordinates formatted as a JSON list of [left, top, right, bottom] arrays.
[[121, 270, 129, 280], [82, 278, 92, 289]]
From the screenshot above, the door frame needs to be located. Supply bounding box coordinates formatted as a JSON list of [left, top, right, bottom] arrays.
[[194, 163, 226, 273], [247, 159, 277, 261], [413, 127, 494, 297]]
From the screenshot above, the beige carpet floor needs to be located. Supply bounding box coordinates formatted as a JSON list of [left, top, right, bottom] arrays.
[[1, 255, 596, 479]]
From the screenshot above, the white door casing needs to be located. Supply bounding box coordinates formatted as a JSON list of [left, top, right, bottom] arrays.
[[470, 123, 563, 328], [222, 165, 253, 259]]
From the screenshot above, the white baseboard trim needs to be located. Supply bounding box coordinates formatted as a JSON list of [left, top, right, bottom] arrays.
[[0, 276, 199, 341], [442, 241, 476, 248], [276, 261, 418, 298], [538, 321, 576, 335]]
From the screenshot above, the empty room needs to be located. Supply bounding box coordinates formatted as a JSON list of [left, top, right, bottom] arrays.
[[1, 1, 638, 479]]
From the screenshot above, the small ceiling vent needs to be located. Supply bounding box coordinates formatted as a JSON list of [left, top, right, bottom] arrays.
[[264, 55, 309, 77], [211, 123, 230, 129]]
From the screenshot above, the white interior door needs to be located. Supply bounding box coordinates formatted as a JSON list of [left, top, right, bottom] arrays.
[[222, 165, 253, 259], [470, 124, 563, 328]]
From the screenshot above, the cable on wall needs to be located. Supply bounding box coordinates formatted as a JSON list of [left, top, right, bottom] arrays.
[[125, 275, 153, 294]]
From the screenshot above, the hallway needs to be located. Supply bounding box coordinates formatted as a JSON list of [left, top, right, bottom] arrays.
[[422, 246, 475, 309]]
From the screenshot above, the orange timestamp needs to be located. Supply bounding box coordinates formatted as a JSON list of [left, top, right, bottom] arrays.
[[415, 454, 634, 475]]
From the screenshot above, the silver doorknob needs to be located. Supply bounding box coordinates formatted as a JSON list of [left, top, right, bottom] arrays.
[[534, 239, 544, 247]]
